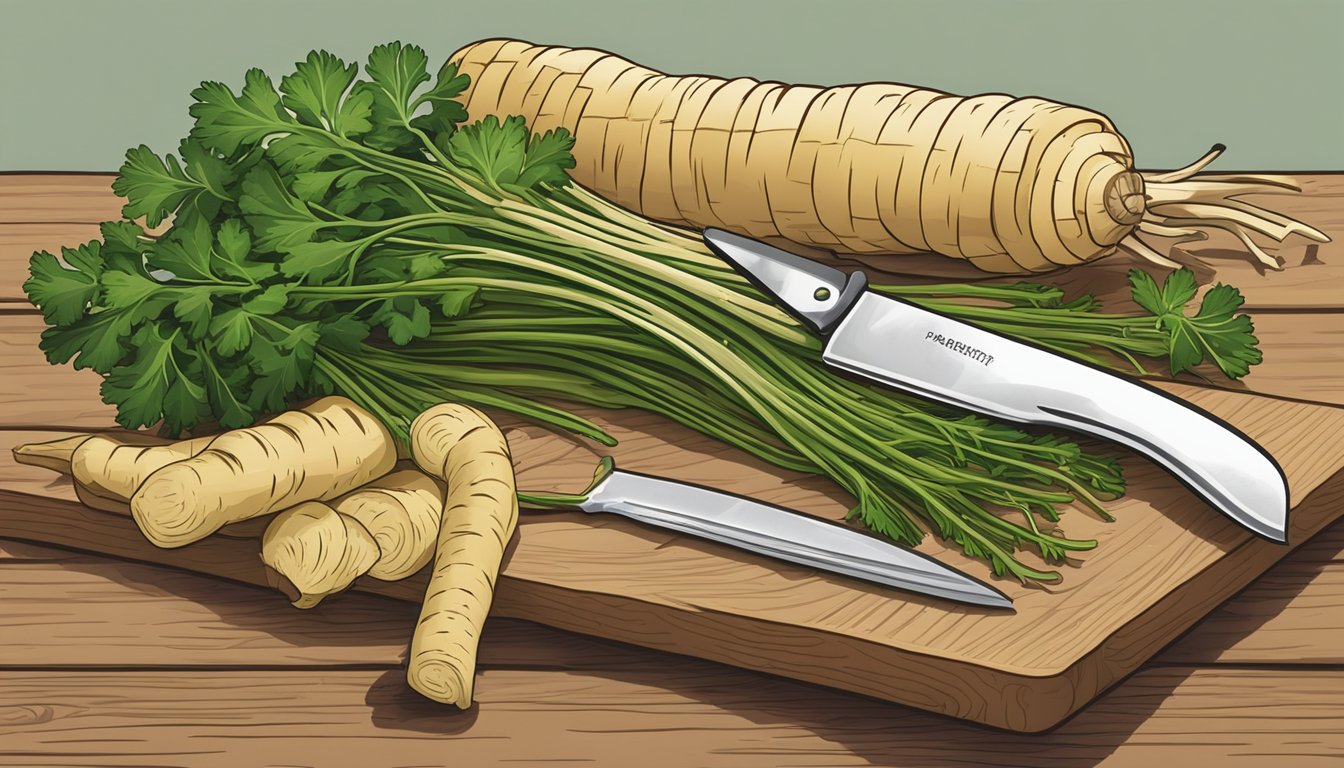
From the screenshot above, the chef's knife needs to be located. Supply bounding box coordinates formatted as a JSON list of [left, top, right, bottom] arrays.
[[561, 463, 1012, 609], [703, 228, 1290, 543]]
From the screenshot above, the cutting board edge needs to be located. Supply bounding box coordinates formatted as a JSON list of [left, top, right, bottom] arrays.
[[491, 466, 1344, 733]]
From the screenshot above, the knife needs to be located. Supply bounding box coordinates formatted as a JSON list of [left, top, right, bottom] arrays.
[[703, 228, 1290, 543], [552, 461, 1012, 609]]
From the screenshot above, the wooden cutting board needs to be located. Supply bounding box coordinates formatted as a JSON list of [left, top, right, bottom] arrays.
[[2, 174, 1343, 732]]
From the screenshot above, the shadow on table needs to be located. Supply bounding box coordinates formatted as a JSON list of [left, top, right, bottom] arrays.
[[356, 514, 1343, 766], [0, 536, 420, 661]]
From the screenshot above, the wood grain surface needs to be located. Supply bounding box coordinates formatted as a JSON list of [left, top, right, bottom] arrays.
[[4, 529, 1344, 766], [3, 667, 1343, 767], [2, 174, 1341, 736]]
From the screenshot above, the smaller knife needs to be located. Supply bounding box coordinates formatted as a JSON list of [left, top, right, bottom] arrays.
[[546, 460, 1012, 609], [704, 228, 1290, 542]]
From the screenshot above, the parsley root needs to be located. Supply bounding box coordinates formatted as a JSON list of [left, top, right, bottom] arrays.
[[260, 469, 445, 607], [260, 501, 381, 608], [14, 433, 210, 514], [131, 396, 397, 548], [449, 39, 1328, 272], [407, 403, 518, 709], [333, 469, 444, 581]]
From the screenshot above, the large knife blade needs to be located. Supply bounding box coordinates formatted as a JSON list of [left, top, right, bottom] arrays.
[[574, 467, 1012, 609], [703, 228, 1290, 543]]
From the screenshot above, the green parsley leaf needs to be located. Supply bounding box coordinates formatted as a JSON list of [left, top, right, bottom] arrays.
[[1161, 268, 1198, 309], [355, 42, 432, 153], [148, 216, 216, 281], [516, 128, 576, 189], [189, 68, 292, 156], [199, 353, 254, 428], [1127, 270, 1163, 317], [316, 315, 371, 352], [38, 309, 131, 373], [101, 270, 172, 324], [95, 221, 160, 289], [247, 321, 320, 412], [25, 245, 102, 325], [414, 58, 469, 113], [173, 287, 216, 339], [279, 239, 362, 283], [1128, 268, 1262, 379], [243, 284, 292, 314], [239, 163, 325, 250], [1192, 284, 1263, 379], [372, 296, 432, 344], [279, 50, 372, 137], [448, 115, 526, 189], [408, 60, 470, 150], [113, 144, 227, 228], [101, 325, 209, 432], [437, 285, 479, 318], [364, 42, 430, 120], [448, 116, 576, 192], [209, 307, 255, 356], [264, 132, 344, 175], [291, 167, 378, 201], [214, 220, 277, 283]]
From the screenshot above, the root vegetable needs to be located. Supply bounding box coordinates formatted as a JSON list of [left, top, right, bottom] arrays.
[[449, 39, 1328, 273], [131, 396, 397, 548], [13, 432, 212, 513], [13, 432, 264, 538], [260, 501, 381, 608], [258, 469, 445, 607], [332, 469, 445, 581], [407, 403, 518, 709]]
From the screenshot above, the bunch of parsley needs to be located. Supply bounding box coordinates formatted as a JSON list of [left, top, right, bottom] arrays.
[[23, 43, 1262, 582]]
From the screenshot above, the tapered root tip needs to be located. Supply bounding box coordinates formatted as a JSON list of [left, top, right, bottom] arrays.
[[408, 659, 473, 709], [11, 435, 88, 474]]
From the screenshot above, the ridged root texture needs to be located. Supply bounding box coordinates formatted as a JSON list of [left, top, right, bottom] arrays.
[[449, 39, 1329, 273]]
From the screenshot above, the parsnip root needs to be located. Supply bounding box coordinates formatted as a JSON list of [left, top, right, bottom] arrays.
[[131, 396, 397, 548], [13, 432, 272, 539], [13, 432, 211, 514], [406, 403, 519, 709], [449, 39, 1329, 273], [260, 502, 381, 609], [332, 469, 445, 581]]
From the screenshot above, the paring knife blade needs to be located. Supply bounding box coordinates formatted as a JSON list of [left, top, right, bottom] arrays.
[[703, 228, 1290, 543], [578, 468, 1013, 609]]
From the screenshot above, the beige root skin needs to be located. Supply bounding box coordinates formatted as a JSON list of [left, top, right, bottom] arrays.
[[407, 404, 519, 709], [331, 469, 445, 581], [449, 40, 1330, 274], [71, 434, 214, 504], [131, 397, 397, 549], [11, 433, 259, 535], [260, 502, 381, 609], [12, 432, 209, 500], [11, 434, 92, 474]]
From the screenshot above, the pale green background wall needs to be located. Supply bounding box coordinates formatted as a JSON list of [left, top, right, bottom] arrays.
[[2, 0, 1340, 171]]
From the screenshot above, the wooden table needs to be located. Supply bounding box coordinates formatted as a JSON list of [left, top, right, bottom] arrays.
[[3, 173, 1343, 766]]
